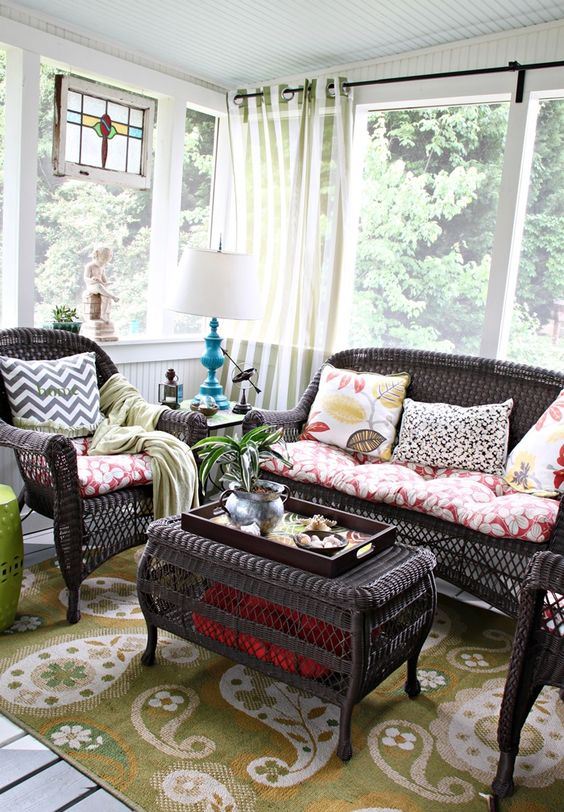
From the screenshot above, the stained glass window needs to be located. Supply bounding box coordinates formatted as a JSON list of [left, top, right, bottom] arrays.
[[53, 75, 155, 190]]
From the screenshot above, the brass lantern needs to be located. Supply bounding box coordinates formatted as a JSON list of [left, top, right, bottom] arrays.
[[159, 368, 183, 409]]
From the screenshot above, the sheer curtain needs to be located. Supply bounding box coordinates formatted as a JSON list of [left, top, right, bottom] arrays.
[[223, 78, 353, 410]]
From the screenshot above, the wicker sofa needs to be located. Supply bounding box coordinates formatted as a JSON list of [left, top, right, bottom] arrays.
[[244, 347, 564, 617], [0, 328, 208, 623]]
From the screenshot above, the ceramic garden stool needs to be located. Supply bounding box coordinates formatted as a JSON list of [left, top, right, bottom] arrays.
[[0, 484, 24, 632]]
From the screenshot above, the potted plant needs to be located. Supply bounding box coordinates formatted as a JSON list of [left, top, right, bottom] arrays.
[[193, 425, 292, 534], [51, 305, 82, 333]]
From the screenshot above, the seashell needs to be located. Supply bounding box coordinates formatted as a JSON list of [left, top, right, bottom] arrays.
[[346, 428, 386, 452], [304, 513, 337, 532]]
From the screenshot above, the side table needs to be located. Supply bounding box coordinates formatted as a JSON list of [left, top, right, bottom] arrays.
[[179, 401, 245, 435], [138, 517, 437, 761]]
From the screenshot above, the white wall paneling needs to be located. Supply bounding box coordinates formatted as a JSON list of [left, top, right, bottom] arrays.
[[267, 19, 564, 90], [117, 358, 203, 402]]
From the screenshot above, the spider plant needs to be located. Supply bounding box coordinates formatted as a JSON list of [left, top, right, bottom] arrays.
[[52, 305, 80, 323], [192, 425, 291, 492]]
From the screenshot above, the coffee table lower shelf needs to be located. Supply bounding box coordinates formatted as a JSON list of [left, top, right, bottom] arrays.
[[137, 516, 437, 761]]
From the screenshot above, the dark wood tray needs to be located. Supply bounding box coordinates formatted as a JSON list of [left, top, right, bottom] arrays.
[[181, 496, 396, 577]]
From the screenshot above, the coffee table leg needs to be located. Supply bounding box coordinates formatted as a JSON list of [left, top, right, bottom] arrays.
[[141, 623, 158, 666], [404, 652, 422, 698], [337, 702, 353, 762]]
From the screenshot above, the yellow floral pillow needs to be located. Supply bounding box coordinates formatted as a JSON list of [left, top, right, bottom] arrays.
[[302, 365, 410, 460], [504, 389, 564, 496]]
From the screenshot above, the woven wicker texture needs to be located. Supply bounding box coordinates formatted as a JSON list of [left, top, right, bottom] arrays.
[[243, 347, 564, 616], [138, 516, 437, 761], [492, 550, 564, 798], [0, 328, 208, 623]]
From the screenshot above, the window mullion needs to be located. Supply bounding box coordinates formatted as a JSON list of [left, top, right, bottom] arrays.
[[2, 47, 40, 328], [146, 95, 186, 336], [479, 94, 539, 359]]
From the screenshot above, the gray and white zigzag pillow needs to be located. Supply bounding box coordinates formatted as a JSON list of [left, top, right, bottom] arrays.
[[393, 398, 514, 475], [0, 351, 103, 437]]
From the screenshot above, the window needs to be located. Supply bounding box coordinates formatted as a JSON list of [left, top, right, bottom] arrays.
[[173, 106, 217, 335], [507, 98, 564, 371], [53, 75, 154, 189], [35, 65, 155, 337], [350, 104, 509, 355]]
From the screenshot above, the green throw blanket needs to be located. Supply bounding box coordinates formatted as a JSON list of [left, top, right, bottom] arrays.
[[89, 374, 199, 517]]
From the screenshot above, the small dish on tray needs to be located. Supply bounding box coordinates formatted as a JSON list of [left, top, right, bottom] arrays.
[[293, 530, 348, 555]]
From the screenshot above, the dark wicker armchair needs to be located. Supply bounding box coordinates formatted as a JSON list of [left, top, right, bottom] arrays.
[[492, 549, 564, 799], [0, 328, 207, 623], [244, 347, 564, 616]]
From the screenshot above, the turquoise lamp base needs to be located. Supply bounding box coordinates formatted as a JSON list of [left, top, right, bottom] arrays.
[[193, 316, 230, 410]]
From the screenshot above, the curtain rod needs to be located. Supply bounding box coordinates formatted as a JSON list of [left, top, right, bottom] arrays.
[[232, 59, 564, 105]]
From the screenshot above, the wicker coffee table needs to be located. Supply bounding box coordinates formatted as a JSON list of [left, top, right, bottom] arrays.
[[138, 516, 436, 760]]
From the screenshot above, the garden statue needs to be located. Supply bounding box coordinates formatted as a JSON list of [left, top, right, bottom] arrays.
[[80, 245, 119, 342]]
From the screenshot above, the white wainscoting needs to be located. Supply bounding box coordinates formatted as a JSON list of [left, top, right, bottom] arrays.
[[117, 357, 203, 402]]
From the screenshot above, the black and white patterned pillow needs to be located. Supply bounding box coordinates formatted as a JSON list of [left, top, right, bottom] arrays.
[[0, 352, 103, 437], [392, 398, 514, 475]]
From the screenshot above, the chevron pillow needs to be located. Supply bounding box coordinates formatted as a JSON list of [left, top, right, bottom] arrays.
[[0, 351, 103, 437]]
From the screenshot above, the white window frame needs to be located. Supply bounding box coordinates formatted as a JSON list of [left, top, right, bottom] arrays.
[[0, 14, 229, 354], [53, 74, 155, 190], [346, 69, 564, 362]]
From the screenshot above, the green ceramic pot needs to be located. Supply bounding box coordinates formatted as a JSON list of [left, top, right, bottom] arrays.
[[0, 485, 24, 632], [51, 321, 82, 333]]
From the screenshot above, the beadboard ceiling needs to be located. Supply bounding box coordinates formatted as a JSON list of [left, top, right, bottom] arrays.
[[7, 0, 564, 87]]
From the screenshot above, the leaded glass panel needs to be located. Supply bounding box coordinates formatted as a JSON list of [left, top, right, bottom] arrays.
[[53, 75, 154, 190]]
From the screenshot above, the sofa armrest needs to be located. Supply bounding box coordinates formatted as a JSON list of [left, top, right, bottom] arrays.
[[243, 405, 310, 441], [242, 367, 323, 441], [156, 408, 208, 446], [548, 497, 564, 556]]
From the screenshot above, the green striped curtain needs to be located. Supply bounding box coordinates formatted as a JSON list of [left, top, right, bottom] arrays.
[[224, 78, 353, 410]]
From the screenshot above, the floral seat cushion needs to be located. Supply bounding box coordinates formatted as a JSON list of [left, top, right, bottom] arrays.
[[262, 440, 559, 543], [72, 437, 153, 498], [261, 439, 359, 487]]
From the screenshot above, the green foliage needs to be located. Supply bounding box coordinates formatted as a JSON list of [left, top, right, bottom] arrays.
[[353, 103, 563, 368], [32, 65, 215, 335], [52, 305, 79, 322], [353, 105, 507, 355], [192, 425, 290, 492]]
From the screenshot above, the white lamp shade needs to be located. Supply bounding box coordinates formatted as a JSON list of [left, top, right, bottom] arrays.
[[168, 247, 263, 320]]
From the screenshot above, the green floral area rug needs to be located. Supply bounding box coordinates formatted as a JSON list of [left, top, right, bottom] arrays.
[[0, 549, 562, 812]]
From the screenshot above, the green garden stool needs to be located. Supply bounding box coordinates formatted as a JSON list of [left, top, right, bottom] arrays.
[[0, 484, 24, 632]]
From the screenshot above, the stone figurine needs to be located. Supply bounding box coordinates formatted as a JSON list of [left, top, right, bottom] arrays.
[[80, 245, 120, 342]]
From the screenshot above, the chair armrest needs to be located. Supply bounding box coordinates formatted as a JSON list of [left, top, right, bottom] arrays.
[[0, 419, 79, 496], [0, 419, 84, 579], [0, 419, 70, 457], [524, 549, 564, 595], [156, 408, 208, 446], [548, 497, 564, 556]]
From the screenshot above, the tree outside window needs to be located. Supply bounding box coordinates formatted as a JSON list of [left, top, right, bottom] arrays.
[[350, 104, 509, 356]]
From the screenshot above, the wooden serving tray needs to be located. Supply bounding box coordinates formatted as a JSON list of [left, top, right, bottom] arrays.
[[181, 496, 396, 578]]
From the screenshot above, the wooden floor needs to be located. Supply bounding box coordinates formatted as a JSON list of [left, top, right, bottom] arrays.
[[0, 536, 503, 812]]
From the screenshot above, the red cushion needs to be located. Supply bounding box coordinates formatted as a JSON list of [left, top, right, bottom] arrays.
[[193, 584, 352, 679]]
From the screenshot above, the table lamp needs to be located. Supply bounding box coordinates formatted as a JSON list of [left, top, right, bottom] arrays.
[[168, 246, 262, 409]]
